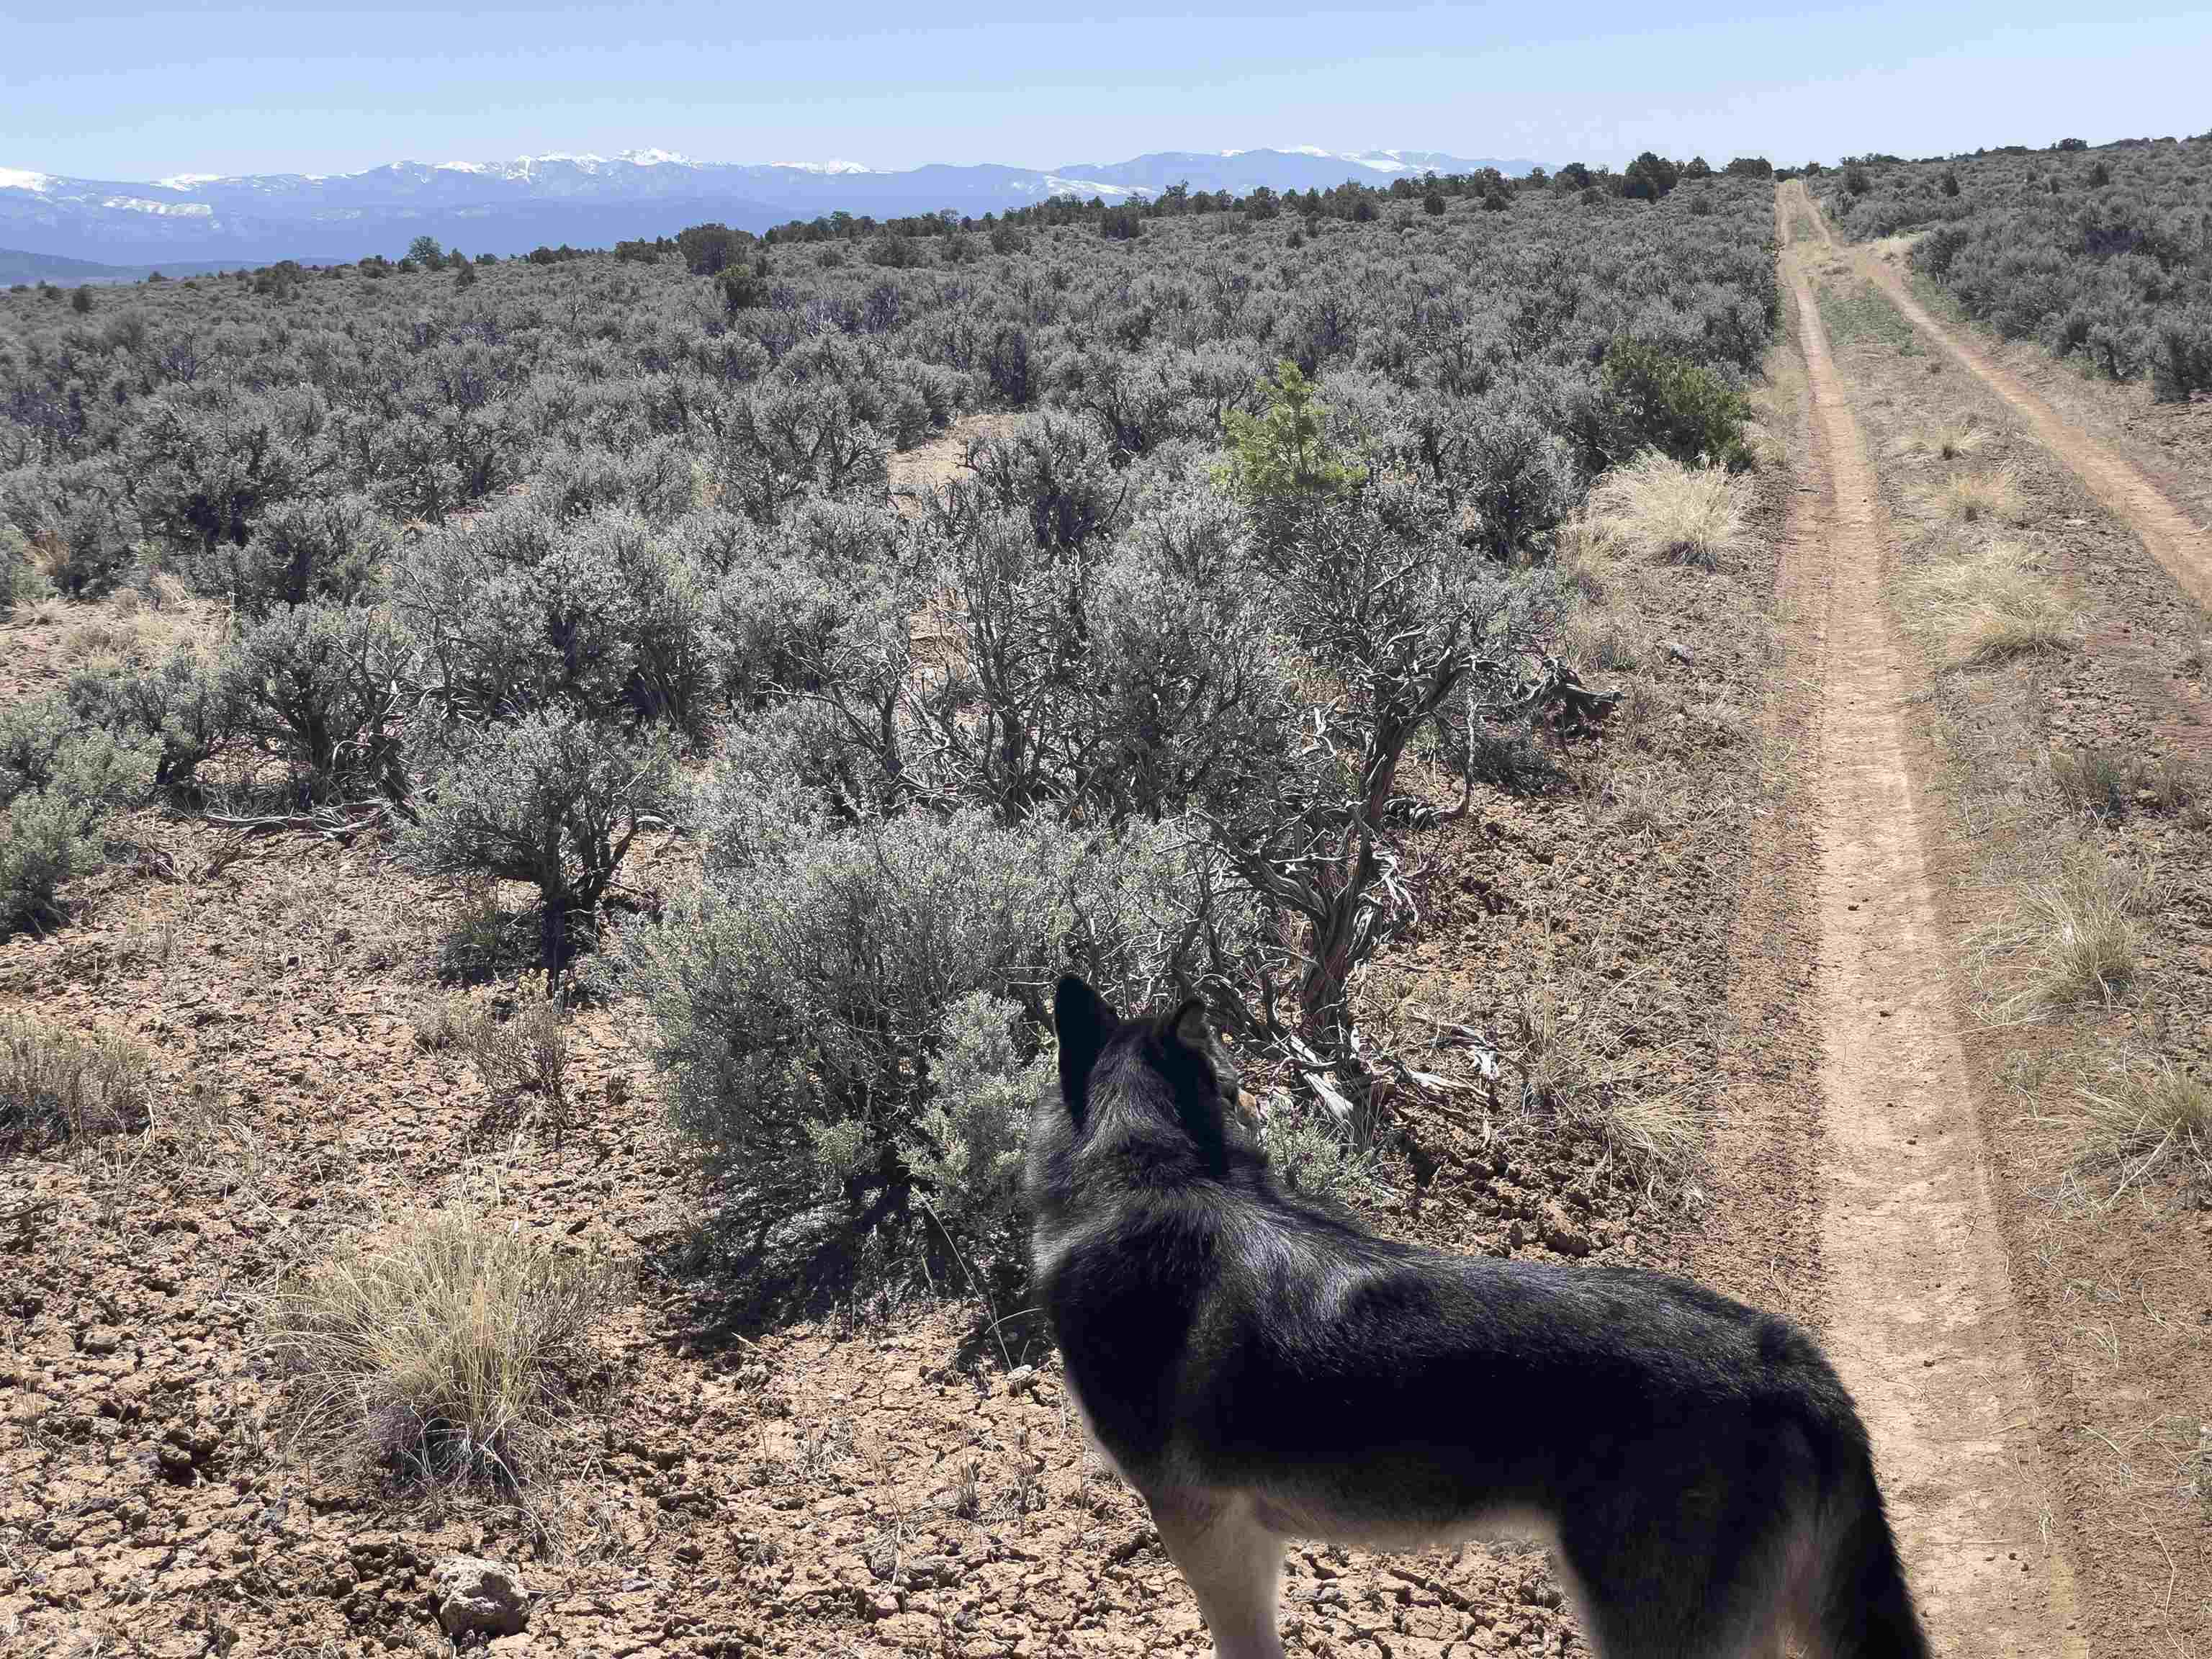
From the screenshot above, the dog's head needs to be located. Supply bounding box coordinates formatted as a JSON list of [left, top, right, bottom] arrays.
[[1042, 974, 1254, 1182]]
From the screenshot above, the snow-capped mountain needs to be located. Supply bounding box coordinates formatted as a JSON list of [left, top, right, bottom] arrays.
[[0, 146, 1549, 267]]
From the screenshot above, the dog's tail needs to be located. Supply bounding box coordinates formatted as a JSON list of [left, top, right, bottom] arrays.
[[1807, 1415, 1930, 1659]]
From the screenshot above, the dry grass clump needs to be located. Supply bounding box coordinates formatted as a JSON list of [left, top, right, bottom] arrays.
[[1902, 539, 2077, 665], [1562, 599, 1656, 673], [2075, 1059, 2211, 1201], [464, 997, 572, 1143], [1596, 768, 1685, 835], [261, 1200, 626, 1489], [2049, 746, 2193, 819], [1924, 463, 2026, 526], [1502, 975, 1697, 1174], [1974, 842, 2151, 1018], [1897, 418, 1990, 462], [2049, 745, 2134, 818], [1586, 451, 1750, 570], [0, 1015, 154, 1154], [410, 992, 475, 1051]]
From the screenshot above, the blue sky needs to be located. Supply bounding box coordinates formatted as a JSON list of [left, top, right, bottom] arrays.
[[5, 1, 2208, 179]]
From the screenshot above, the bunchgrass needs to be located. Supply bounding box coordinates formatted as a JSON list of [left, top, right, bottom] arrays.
[[1901, 539, 2076, 665], [1503, 974, 1698, 1174], [1896, 418, 1989, 462], [0, 1015, 154, 1154], [2075, 1058, 2212, 1202], [1586, 451, 1750, 570], [1974, 842, 2149, 1019], [1925, 463, 2026, 526], [260, 1198, 625, 1491]]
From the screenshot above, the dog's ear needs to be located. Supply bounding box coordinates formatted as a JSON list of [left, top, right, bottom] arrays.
[[1054, 974, 1118, 1122], [1167, 999, 1211, 1053]]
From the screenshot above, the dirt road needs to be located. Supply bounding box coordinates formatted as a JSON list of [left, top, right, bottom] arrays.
[[1837, 209, 2212, 609], [1778, 181, 2087, 1657]]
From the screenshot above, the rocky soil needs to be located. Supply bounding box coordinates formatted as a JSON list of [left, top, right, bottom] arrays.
[[0, 431, 1797, 1657]]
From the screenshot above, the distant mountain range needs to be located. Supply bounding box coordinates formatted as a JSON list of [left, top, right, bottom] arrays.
[[0, 146, 1547, 269]]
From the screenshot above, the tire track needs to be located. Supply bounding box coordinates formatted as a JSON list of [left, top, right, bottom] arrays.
[[1822, 196, 2212, 611], [1779, 184, 2087, 1659]]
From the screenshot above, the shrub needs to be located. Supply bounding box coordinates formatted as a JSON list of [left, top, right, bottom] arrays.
[[212, 493, 390, 617], [720, 264, 770, 313], [1, 698, 156, 932], [404, 708, 678, 981], [129, 396, 305, 557], [1455, 403, 1578, 562], [66, 640, 240, 796], [1600, 339, 1752, 470], [396, 504, 717, 739], [616, 778, 1192, 1255], [981, 325, 1035, 406], [709, 381, 889, 521], [0, 1015, 154, 1153], [260, 1200, 626, 1487], [3, 464, 137, 596], [2150, 308, 2212, 403], [904, 992, 1053, 1269], [222, 602, 413, 799]]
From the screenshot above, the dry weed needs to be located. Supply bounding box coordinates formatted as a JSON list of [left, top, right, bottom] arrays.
[[1923, 463, 2026, 526], [1974, 842, 2150, 1018], [409, 992, 474, 1052], [1902, 539, 2076, 665], [1596, 768, 1683, 835], [1562, 601, 1656, 673], [1896, 418, 1989, 462], [1586, 451, 1749, 570], [1498, 968, 1698, 1174], [464, 996, 572, 1143], [0, 1015, 155, 1154], [2074, 1059, 2212, 1202], [260, 1197, 626, 1489]]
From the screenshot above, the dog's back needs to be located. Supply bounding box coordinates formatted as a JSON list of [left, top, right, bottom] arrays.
[[1030, 976, 1928, 1659]]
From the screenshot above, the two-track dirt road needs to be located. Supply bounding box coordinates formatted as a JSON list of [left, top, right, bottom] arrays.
[[1771, 179, 2089, 1657]]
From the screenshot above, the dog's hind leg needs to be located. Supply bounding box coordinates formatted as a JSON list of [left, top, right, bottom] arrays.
[[1148, 1491, 1285, 1659]]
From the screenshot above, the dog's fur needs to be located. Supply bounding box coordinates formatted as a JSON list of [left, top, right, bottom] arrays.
[[1028, 976, 1930, 1659]]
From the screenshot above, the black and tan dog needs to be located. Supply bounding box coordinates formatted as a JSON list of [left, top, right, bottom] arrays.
[[1028, 975, 1928, 1659]]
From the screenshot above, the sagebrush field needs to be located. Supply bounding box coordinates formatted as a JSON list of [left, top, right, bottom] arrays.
[[3, 142, 2207, 1659]]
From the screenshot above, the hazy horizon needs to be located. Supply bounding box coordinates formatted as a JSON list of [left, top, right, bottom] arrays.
[[7, 0, 2208, 182]]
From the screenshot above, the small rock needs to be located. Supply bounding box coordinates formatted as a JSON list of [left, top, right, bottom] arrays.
[[904, 1553, 958, 1587], [432, 1555, 531, 1640], [1539, 1204, 1593, 1258], [1003, 1366, 1038, 1397]]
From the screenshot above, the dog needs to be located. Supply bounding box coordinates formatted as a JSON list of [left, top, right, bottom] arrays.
[[1028, 975, 1928, 1659]]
